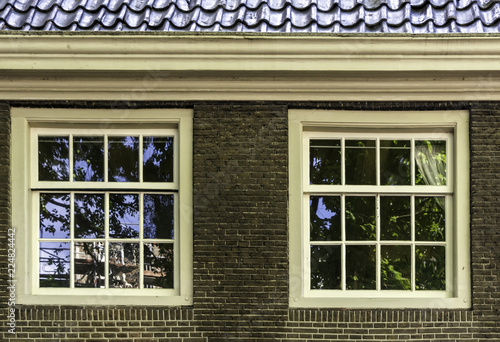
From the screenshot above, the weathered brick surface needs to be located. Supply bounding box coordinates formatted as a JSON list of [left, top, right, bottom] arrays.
[[0, 102, 498, 341], [0, 103, 11, 313], [192, 105, 289, 341]]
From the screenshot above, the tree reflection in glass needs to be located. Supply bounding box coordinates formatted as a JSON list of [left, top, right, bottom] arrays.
[[345, 196, 376, 241], [310, 196, 341, 241], [143, 136, 174, 182], [40, 193, 70, 239], [39, 242, 70, 287], [108, 136, 139, 182], [380, 140, 411, 185], [416, 246, 446, 290], [345, 140, 376, 185], [310, 245, 341, 289], [73, 136, 104, 182], [144, 243, 174, 288], [74, 242, 105, 288], [380, 196, 411, 241], [144, 194, 174, 239], [109, 194, 139, 239], [346, 245, 376, 289], [109, 243, 139, 288], [74, 194, 105, 238], [381, 245, 411, 290], [38, 136, 69, 181], [309, 139, 341, 185], [415, 196, 445, 241]]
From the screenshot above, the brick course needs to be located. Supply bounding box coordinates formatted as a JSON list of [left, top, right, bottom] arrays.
[[0, 103, 498, 341]]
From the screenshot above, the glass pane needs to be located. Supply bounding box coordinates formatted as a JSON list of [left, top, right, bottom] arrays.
[[309, 139, 341, 185], [345, 140, 376, 185], [381, 245, 411, 290], [108, 136, 139, 182], [415, 140, 446, 185], [143, 136, 174, 182], [380, 140, 411, 185], [40, 193, 70, 239], [416, 246, 446, 290], [144, 243, 174, 289], [109, 194, 139, 239], [109, 243, 139, 288], [415, 197, 445, 241], [346, 245, 376, 289], [74, 242, 105, 288], [380, 196, 411, 240], [144, 194, 174, 239], [38, 136, 69, 181], [74, 194, 105, 238], [39, 242, 70, 288], [345, 196, 376, 241], [310, 245, 341, 290], [310, 196, 341, 241], [73, 136, 104, 182]]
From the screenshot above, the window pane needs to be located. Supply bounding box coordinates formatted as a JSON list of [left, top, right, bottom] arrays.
[[39, 242, 70, 288], [415, 196, 445, 241], [144, 243, 174, 289], [73, 136, 104, 182], [415, 140, 446, 185], [380, 196, 411, 240], [40, 193, 70, 239], [38, 136, 69, 181], [74, 242, 105, 288], [310, 245, 341, 290], [310, 196, 341, 241], [109, 243, 140, 288], [143, 136, 174, 182], [345, 140, 376, 185], [309, 139, 341, 185], [416, 246, 446, 290], [345, 196, 376, 241], [144, 194, 174, 239], [346, 245, 376, 289], [109, 194, 139, 239], [380, 140, 411, 185], [381, 245, 411, 290], [74, 194, 105, 238], [108, 136, 139, 182]]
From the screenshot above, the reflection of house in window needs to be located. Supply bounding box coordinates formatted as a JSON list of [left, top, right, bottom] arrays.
[[74, 242, 105, 288]]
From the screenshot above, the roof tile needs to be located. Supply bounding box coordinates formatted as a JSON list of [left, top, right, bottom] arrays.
[[0, 0, 499, 32]]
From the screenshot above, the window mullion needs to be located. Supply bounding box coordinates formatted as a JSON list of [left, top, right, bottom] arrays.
[[139, 192, 144, 289], [411, 194, 416, 292], [69, 134, 74, 182], [104, 192, 109, 289], [104, 135, 109, 183], [341, 138, 345, 186], [411, 138, 415, 186], [70, 192, 75, 289], [376, 194, 381, 291], [341, 194, 346, 291], [139, 135, 144, 184]]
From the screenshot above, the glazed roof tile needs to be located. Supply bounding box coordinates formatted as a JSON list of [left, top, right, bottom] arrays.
[[0, 0, 499, 32]]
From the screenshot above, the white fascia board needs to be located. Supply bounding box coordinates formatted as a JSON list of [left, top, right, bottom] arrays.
[[1, 34, 500, 101]]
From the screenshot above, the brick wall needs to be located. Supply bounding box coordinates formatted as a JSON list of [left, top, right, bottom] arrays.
[[0, 103, 10, 313], [0, 103, 498, 341], [192, 105, 289, 341]]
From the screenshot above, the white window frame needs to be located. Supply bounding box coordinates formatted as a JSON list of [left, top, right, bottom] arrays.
[[12, 108, 193, 306], [289, 110, 470, 309]]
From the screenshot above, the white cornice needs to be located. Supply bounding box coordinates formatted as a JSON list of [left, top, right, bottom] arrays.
[[1, 34, 500, 101]]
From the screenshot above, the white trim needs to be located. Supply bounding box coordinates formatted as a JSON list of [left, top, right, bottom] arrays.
[[289, 110, 470, 309], [0, 35, 500, 101], [11, 108, 194, 306]]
